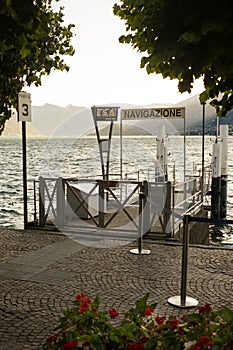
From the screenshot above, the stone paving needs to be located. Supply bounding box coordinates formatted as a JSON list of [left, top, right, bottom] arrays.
[[0, 228, 232, 349]]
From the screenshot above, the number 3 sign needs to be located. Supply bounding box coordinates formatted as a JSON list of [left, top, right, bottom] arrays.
[[18, 91, 32, 122]]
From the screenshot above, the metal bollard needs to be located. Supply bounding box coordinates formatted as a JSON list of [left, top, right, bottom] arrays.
[[168, 214, 198, 308], [130, 190, 150, 255]]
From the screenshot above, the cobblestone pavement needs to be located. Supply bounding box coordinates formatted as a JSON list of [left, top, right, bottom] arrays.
[[0, 228, 232, 349]]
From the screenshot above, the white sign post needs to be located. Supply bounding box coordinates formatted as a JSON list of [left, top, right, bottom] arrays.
[[18, 91, 32, 229], [18, 91, 32, 122]]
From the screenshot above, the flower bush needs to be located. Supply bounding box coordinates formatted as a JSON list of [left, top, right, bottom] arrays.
[[43, 292, 233, 350]]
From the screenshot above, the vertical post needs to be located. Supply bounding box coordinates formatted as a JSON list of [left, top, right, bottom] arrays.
[[98, 180, 105, 228], [120, 116, 123, 180], [22, 121, 28, 229], [183, 111, 187, 212], [33, 180, 37, 225], [220, 125, 228, 218], [164, 181, 171, 237], [18, 91, 32, 230], [181, 214, 190, 306], [211, 141, 222, 219], [106, 121, 114, 181], [130, 185, 150, 255], [168, 214, 198, 308], [172, 183, 175, 238], [201, 102, 206, 202], [56, 177, 65, 229], [143, 180, 150, 234], [184, 110, 186, 183], [138, 191, 143, 253], [39, 176, 45, 226], [157, 125, 167, 181], [119, 117, 123, 203]]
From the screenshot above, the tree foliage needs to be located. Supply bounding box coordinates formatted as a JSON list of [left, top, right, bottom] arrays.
[[113, 0, 233, 116], [0, 0, 75, 133]]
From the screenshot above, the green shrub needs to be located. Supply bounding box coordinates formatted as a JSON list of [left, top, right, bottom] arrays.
[[43, 293, 233, 350]]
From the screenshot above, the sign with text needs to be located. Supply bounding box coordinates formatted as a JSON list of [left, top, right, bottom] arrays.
[[18, 91, 32, 122], [121, 107, 185, 120], [92, 106, 119, 121]]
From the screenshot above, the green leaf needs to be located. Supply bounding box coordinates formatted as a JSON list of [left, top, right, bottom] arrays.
[[183, 313, 201, 323], [221, 306, 233, 323], [144, 336, 158, 350], [199, 91, 208, 103], [20, 47, 31, 58]]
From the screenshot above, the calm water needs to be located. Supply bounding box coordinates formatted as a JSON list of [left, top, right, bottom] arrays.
[[1, 135, 233, 245]]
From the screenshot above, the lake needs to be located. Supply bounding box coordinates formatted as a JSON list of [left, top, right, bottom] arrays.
[[1, 135, 233, 246]]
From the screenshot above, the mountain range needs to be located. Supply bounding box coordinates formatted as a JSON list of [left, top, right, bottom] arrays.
[[2, 94, 218, 137]]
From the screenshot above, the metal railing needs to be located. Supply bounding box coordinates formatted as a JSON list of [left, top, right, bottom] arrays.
[[32, 164, 210, 239]]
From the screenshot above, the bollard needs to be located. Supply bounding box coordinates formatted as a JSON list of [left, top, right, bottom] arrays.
[[130, 190, 150, 255], [168, 214, 198, 308]]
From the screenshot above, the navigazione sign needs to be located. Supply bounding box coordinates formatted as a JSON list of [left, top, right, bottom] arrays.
[[121, 107, 185, 120]]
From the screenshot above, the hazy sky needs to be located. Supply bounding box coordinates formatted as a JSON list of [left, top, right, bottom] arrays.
[[28, 0, 204, 107]]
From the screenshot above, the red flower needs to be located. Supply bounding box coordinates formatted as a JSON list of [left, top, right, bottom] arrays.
[[128, 342, 144, 350], [145, 306, 155, 316], [198, 303, 212, 314], [140, 336, 149, 344], [155, 316, 165, 325], [82, 341, 90, 348], [75, 293, 85, 302], [75, 293, 91, 305], [75, 293, 91, 314], [46, 333, 58, 343], [180, 314, 186, 321], [80, 301, 91, 313], [167, 317, 179, 330], [108, 307, 119, 318], [63, 340, 78, 350], [197, 335, 213, 347], [178, 326, 183, 335]]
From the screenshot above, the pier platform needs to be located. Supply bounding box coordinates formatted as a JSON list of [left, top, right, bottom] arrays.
[[0, 227, 232, 349]]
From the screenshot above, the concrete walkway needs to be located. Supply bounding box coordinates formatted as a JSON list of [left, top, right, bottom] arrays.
[[0, 228, 232, 349]]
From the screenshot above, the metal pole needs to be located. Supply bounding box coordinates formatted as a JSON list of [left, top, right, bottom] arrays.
[[181, 214, 189, 306], [201, 102, 206, 202], [98, 180, 105, 228], [120, 117, 123, 180], [167, 214, 198, 308], [130, 187, 150, 255], [33, 180, 37, 225], [39, 177, 45, 226], [143, 180, 150, 234], [220, 125, 228, 218], [56, 177, 65, 229], [184, 111, 186, 183], [211, 141, 222, 219], [164, 181, 171, 237], [22, 121, 28, 229], [183, 111, 187, 211]]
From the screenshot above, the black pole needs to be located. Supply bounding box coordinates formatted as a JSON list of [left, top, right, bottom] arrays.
[[22, 121, 28, 229], [201, 102, 206, 202]]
